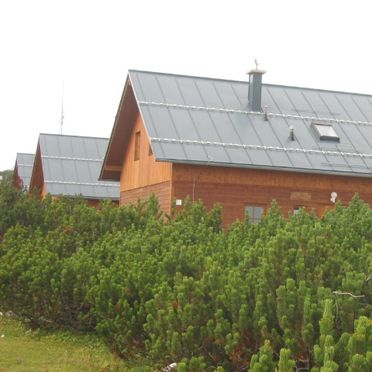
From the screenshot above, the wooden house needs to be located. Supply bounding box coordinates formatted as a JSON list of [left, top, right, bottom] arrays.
[[13, 153, 35, 190], [100, 70, 372, 226], [29, 133, 119, 205]]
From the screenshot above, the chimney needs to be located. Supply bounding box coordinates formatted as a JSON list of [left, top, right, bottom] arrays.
[[248, 69, 266, 112]]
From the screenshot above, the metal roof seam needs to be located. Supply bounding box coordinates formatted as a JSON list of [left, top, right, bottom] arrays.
[[154, 74, 168, 103], [204, 112, 233, 163], [351, 96, 369, 122], [266, 109, 298, 166], [170, 77, 206, 160], [300, 90, 319, 118], [212, 81, 227, 109], [138, 100, 372, 126], [150, 137, 372, 159], [160, 96, 189, 160], [191, 79, 232, 161]]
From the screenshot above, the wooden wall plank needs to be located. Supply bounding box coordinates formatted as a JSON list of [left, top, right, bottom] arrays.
[[120, 113, 172, 191]]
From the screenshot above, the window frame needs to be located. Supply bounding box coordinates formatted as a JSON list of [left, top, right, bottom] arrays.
[[293, 206, 304, 215], [245, 205, 264, 224], [312, 122, 340, 142], [134, 131, 141, 161]]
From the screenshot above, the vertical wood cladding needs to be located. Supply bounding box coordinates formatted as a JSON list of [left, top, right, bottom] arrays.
[[29, 144, 44, 196], [172, 164, 372, 227], [118, 111, 172, 215], [120, 113, 172, 191], [120, 181, 172, 215]]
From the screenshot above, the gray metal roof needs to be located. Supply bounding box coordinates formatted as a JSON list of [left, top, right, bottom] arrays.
[[129, 70, 372, 177], [15, 153, 35, 189], [39, 134, 119, 200]]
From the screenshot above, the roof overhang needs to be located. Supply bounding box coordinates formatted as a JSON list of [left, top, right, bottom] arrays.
[[99, 75, 140, 181], [166, 158, 372, 179]]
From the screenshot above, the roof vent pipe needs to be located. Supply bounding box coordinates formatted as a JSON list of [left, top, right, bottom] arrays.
[[247, 69, 266, 112]]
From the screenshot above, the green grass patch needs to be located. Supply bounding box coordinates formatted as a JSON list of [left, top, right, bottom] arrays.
[[0, 316, 154, 371]]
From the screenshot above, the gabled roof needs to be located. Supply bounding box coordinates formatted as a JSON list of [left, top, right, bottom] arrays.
[[13, 153, 35, 189], [102, 70, 372, 179], [30, 134, 119, 200]]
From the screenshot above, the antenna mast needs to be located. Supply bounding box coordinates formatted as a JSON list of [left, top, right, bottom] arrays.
[[60, 81, 64, 134]]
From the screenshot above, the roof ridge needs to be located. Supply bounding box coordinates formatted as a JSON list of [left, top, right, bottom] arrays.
[[39, 133, 109, 141], [129, 69, 247, 85], [129, 69, 372, 98], [263, 83, 372, 98]]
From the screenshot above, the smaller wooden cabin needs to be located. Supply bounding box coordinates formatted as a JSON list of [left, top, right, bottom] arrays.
[[29, 133, 119, 205], [100, 70, 372, 227], [13, 153, 35, 190]]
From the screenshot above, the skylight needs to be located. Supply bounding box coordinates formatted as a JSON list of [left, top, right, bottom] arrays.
[[312, 122, 340, 142]]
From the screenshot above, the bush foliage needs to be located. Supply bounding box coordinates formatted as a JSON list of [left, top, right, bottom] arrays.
[[0, 174, 371, 371]]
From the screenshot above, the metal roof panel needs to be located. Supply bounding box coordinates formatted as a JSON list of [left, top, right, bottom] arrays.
[[130, 71, 372, 178], [168, 108, 201, 141], [182, 143, 208, 162], [39, 134, 119, 199], [189, 110, 221, 142], [213, 81, 246, 110], [157, 74, 186, 104], [174, 76, 205, 106], [146, 106, 179, 139], [159, 142, 187, 161], [225, 147, 251, 165], [15, 153, 35, 189], [208, 111, 245, 144]]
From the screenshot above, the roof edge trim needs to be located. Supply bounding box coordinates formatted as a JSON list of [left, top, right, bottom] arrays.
[[99, 75, 132, 180], [163, 158, 372, 179]]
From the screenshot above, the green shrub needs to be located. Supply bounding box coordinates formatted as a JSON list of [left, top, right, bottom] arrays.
[[0, 181, 371, 370]]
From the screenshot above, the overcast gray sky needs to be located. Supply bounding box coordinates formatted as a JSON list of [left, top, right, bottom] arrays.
[[1, 0, 372, 170]]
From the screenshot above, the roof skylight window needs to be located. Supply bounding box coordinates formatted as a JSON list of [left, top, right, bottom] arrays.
[[312, 122, 340, 142]]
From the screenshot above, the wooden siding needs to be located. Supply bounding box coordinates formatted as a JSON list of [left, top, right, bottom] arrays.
[[120, 181, 172, 214], [29, 144, 45, 197], [172, 164, 372, 227], [12, 165, 22, 188], [120, 112, 172, 192]]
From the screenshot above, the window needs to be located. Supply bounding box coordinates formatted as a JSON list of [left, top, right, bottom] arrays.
[[245, 205, 264, 224], [312, 122, 339, 142], [134, 131, 141, 160], [293, 206, 303, 215]]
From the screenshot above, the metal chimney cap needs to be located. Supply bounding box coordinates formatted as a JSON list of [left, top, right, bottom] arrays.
[[247, 69, 266, 75]]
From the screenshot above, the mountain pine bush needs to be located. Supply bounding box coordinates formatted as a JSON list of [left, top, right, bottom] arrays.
[[0, 175, 371, 371]]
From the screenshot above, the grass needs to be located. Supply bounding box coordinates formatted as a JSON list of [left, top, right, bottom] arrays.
[[0, 315, 154, 372]]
